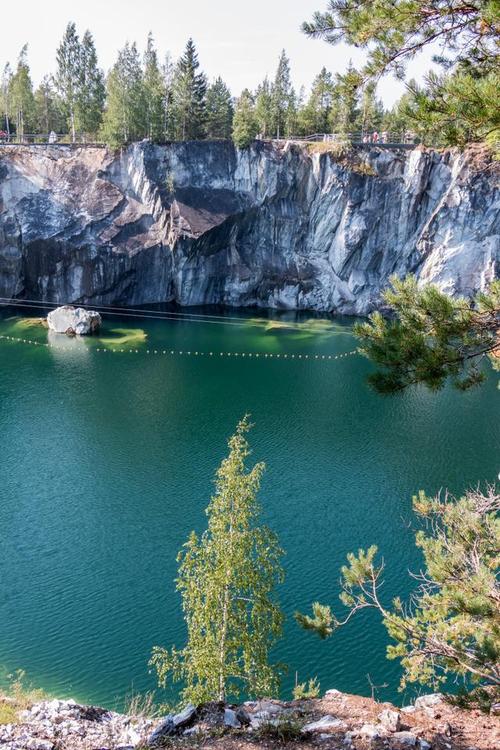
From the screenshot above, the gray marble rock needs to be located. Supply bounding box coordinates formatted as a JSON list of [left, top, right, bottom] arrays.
[[0, 142, 497, 314]]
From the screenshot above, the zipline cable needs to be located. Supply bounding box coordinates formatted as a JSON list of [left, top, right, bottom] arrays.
[[0, 297, 347, 335]]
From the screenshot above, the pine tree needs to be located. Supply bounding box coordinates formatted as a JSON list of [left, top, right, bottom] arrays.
[[0, 63, 13, 138], [143, 33, 166, 142], [170, 39, 207, 140], [254, 77, 273, 138], [271, 50, 294, 138], [206, 77, 234, 139], [232, 89, 258, 148], [78, 30, 105, 136], [101, 42, 146, 148], [10, 45, 34, 141], [150, 417, 285, 704], [297, 487, 500, 694], [55, 22, 82, 141], [354, 276, 500, 393]]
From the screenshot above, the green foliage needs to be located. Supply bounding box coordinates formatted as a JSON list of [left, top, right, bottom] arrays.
[[254, 713, 303, 742], [170, 39, 207, 140], [9, 45, 34, 140], [232, 89, 259, 148], [293, 676, 321, 700], [255, 78, 273, 138], [55, 23, 104, 139], [354, 276, 500, 393], [55, 23, 81, 140], [78, 31, 105, 135], [302, 1, 499, 80], [297, 487, 500, 694], [33, 76, 65, 135], [295, 602, 334, 639], [150, 416, 285, 704], [303, 1, 500, 147], [298, 67, 334, 134], [206, 77, 234, 139], [271, 50, 295, 139], [331, 63, 361, 134], [101, 42, 146, 149], [143, 33, 166, 142]]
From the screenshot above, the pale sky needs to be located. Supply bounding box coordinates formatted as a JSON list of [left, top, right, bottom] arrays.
[[1, 0, 437, 107]]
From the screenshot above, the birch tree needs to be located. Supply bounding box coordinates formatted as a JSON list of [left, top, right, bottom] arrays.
[[150, 416, 285, 704]]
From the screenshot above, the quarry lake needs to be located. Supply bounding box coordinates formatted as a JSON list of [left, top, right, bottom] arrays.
[[0, 306, 498, 709]]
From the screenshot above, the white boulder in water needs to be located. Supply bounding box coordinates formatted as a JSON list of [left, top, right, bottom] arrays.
[[47, 306, 101, 335]]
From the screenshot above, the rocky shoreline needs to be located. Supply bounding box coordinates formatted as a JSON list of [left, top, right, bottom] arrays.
[[1, 689, 498, 750]]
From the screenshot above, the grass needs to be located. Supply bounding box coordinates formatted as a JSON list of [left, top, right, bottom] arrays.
[[0, 670, 47, 725], [0, 700, 18, 725], [254, 714, 304, 743], [124, 690, 161, 719]]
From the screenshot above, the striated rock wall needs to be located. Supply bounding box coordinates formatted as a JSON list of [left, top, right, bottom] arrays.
[[0, 141, 498, 314]]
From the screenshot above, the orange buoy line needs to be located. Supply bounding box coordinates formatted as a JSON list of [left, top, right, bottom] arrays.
[[0, 334, 359, 362]]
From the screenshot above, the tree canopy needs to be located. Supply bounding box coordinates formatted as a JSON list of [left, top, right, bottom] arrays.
[[297, 486, 500, 693], [303, 1, 500, 150], [150, 417, 285, 704], [354, 276, 500, 393]]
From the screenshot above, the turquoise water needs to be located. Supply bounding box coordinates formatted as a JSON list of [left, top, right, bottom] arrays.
[[0, 307, 498, 709]]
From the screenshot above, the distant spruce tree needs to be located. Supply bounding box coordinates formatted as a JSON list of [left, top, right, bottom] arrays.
[[357, 81, 384, 134], [101, 42, 146, 148], [78, 31, 105, 136], [254, 77, 273, 138], [298, 67, 334, 134], [171, 39, 207, 140], [331, 62, 361, 135], [55, 23, 82, 141], [150, 417, 285, 704], [143, 33, 166, 142], [1, 63, 13, 138], [206, 77, 234, 139], [162, 52, 175, 140], [271, 50, 294, 138], [232, 89, 259, 148], [33, 76, 65, 135], [10, 45, 34, 141]]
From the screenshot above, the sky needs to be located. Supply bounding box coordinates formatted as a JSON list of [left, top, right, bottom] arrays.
[[1, 0, 437, 107]]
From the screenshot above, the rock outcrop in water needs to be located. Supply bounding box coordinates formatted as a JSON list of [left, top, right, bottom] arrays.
[[0, 141, 498, 314], [47, 306, 101, 335]]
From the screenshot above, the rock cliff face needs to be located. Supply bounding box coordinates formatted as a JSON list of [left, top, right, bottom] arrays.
[[0, 141, 498, 314]]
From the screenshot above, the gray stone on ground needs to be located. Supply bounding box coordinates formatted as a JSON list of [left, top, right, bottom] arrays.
[[224, 708, 241, 728], [414, 693, 443, 710], [378, 708, 402, 732], [302, 715, 345, 733], [391, 730, 418, 747], [47, 306, 101, 335]]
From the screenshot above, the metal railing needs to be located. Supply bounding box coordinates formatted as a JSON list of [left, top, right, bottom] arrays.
[[0, 133, 103, 146], [275, 131, 419, 146]]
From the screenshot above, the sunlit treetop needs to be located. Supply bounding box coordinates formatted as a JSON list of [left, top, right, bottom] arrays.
[[302, 1, 500, 79]]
